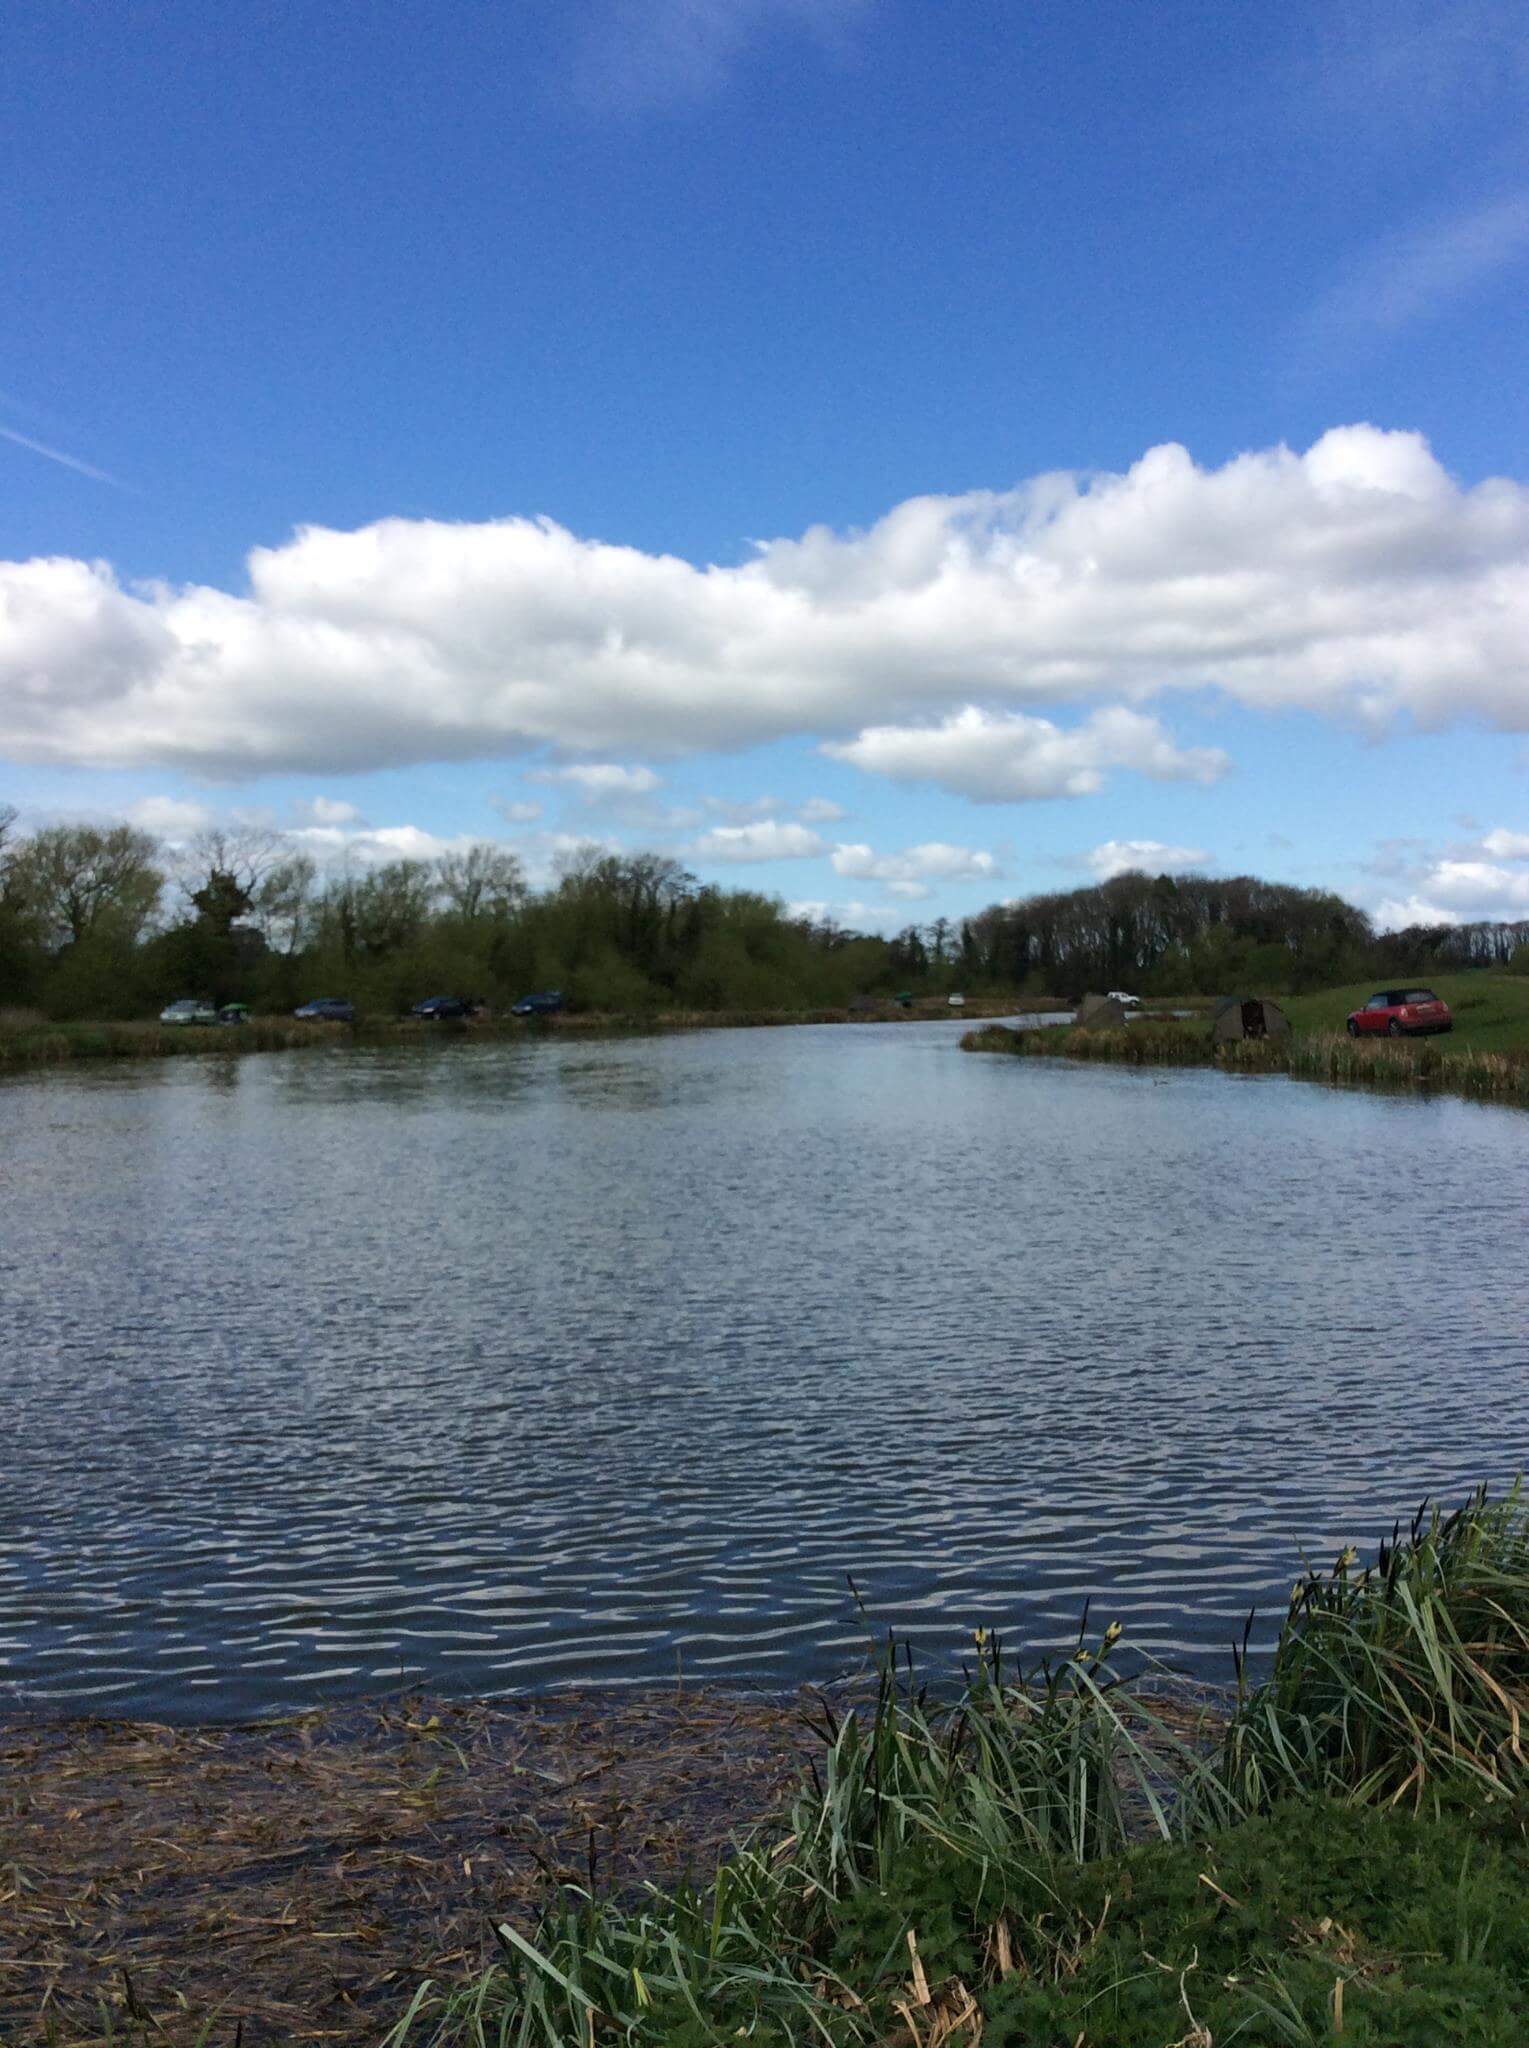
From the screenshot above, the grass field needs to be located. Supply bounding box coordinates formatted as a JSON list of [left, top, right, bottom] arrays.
[[1282, 972, 1529, 1055]]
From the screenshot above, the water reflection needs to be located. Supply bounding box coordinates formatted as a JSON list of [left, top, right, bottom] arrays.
[[1, 1024, 1526, 1722]]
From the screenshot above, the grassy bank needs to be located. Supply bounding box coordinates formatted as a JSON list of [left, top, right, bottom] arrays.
[[0, 997, 1039, 1070], [9, 1491, 1527, 2044], [378, 1488, 1529, 2047], [0, 1012, 343, 1066], [1282, 971, 1529, 1056], [963, 1006, 1529, 1105]]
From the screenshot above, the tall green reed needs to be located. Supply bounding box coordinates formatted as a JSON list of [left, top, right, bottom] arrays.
[[1209, 1485, 1529, 1818], [385, 1489, 1529, 2047]]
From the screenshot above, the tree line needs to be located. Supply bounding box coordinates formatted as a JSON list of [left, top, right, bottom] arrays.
[[1, 805, 1524, 1021], [0, 812, 894, 1018], [927, 870, 1529, 994]]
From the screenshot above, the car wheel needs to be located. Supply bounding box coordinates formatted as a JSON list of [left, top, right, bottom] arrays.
[[1346, 1018, 1358, 1036], [1387, 1019, 1402, 1037]]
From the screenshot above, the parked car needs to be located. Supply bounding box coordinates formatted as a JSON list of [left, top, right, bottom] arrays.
[[510, 989, 564, 1017], [159, 998, 219, 1026], [1346, 987, 1453, 1038], [1107, 990, 1141, 1008], [294, 997, 355, 1023], [411, 994, 478, 1020]]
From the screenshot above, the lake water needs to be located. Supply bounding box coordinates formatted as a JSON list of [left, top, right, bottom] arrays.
[[3, 1022, 1527, 1722]]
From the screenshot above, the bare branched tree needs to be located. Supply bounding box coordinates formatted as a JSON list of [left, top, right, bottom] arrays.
[[435, 844, 527, 921]]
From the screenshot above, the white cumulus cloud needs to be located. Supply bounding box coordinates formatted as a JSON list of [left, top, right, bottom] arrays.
[[786, 896, 904, 932], [829, 841, 1001, 901], [291, 794, 362, 827], [1087, 839, 1210, 881], [4, 427, 1529, 780], [1375, 864, 1529, 925], [826, 706, 1227, 802], [1370, 822, 1529, 925], [125, 795, 215, 838], [692, 819, 827, 861]]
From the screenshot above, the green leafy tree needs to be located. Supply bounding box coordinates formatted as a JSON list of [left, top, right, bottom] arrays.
[[9, 823, 164, 949]]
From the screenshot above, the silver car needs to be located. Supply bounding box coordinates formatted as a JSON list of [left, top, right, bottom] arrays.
[[159, 998, 220, 1026]]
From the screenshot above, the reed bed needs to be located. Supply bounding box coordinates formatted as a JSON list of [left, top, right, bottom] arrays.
[[960, 1021, 1217, 1066], [381, 1634, 1213, 2048], [964, 1020, 1529, 1103], [382, 1489, 1529, 2048], [1209, 1485, 1529, 1819], [0, 1016, 341, 1066]]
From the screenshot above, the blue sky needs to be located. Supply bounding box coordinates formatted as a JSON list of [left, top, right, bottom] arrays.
[[3, 0, 1528, 929]]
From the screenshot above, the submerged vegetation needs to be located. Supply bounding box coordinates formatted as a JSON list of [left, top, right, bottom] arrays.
[[376, 1489, 1529, 2048]]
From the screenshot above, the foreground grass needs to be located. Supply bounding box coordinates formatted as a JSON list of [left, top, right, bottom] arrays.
[[376, 1489, 1529, 2048]]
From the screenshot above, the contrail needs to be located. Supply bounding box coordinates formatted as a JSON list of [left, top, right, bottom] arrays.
[[0, 421, 125, 488]]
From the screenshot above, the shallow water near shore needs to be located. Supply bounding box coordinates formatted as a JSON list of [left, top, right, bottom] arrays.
[[3, 1019, 1527, 1721]]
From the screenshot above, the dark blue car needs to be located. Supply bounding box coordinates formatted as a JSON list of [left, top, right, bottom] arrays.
[[411, 994, 478, 1019], [294, 997, 355, 1023], [510, 989, 564, 1017]]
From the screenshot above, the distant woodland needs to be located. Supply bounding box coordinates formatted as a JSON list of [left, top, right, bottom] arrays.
[[2, 806, 1526, 1019]]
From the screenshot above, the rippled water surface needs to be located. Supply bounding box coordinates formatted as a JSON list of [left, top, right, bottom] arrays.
[[3, 1024, 1527, 1720]]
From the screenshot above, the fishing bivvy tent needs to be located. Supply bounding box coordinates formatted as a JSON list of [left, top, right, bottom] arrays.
[[1212, 995, 1291, 1042], [1073, 993, 1129, 1029]]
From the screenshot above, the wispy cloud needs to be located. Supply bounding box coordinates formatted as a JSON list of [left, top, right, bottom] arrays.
[[1300, 1, 1529, 141], [0, 421, 126, 490], [1304, 187, 1529, 354], [571, 0, 872, 112]]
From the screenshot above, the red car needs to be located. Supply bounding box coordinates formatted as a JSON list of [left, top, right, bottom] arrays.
[[1346, 987, 1452, 1038]]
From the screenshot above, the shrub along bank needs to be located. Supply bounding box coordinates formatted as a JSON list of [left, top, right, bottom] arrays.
[[378, 1489, 1529, 2048]]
